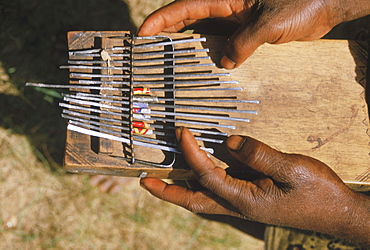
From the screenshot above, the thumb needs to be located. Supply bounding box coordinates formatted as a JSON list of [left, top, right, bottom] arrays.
[[226, 135, 292, 181]]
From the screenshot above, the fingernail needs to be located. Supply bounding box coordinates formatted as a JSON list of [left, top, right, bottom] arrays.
[[221, 55, 236, 69], [175, 126, 184, 142], [227, 135, 247, 152]]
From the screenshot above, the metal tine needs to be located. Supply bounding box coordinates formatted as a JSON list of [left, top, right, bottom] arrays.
[[60, 65, 130, 70], [68, 53, 130, 58], [69, 49, 209, 58], [133, 37, 207, 49], [149, 110, 250, 122], [60, 102, 236, 129], [76, 91, 259, 104], [78, 84, 243, 92], [75, 47, 210, 57], [78, 79, 239, 85], [63, 112, 224, 144], [106, 46, 130, 51], [25, 82, 122, 91], [27, 83, 243, 93], [70, 73, 130, 79], [161, 98, 260, 104], [67, 56, 211, 65], [133, 56, 210, 63], [134, 72, 230, 78], [60, 63, 216, 71], [69, 48, 101, 55], [64, 93, 257, 115], [67, 123, 215, 155], [63, 96, 250, 122], [151, 87, 243, 92], [143, 115, 235, 129], [63, 108, 228, 136], [133, 63, 216, 70], [69, 72, 229, 79], [64, 93, 130, 105], [132, 48, 209, 57], [149, 103, 257, 114]]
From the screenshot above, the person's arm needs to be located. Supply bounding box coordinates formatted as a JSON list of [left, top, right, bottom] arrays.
[[137, 0, 370, 69], [140, 128, 370, 247]]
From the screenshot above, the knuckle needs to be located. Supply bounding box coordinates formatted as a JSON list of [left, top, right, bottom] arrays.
[[183, 192, 207, 214], [240, 141, 267, 166], [197, 167, 224, 189]]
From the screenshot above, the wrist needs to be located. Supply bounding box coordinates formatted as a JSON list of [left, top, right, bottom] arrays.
[[330, 190, 370, 246], [327, 0, 370, 26]]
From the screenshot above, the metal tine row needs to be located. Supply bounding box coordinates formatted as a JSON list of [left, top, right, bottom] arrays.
[[67, 56, 211, 65], [60, 90, 253, 144], [62, 93, 257, 115], [75, 91, 259, 104], [61, 62, 216, 71], [68, 37, 207, 54], [78, 79, 240, 86], [62, 95, 251, 122], [25, 83, 258, 104], [68, 71, 230, 79], [62, 105, 223, 154], [60, 102, 237, 129], [62, 111, 224, 144], [26, 82, 244, 94], [68, 38, 210, 66], [64, 34, 224, 153], [67, 123, 214, 155], [62, 108, 228, 136], [26, 35, 258, 158]]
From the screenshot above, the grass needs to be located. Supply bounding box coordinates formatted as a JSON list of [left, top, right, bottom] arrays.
[[0, 0, 265, 249]]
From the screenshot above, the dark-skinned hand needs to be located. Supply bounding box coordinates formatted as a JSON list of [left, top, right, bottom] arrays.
[[138, 0, 370, 69], [140, 128, 370, 246]]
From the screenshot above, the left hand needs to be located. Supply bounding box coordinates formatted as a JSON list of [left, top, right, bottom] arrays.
[[137, 0, 370, 69]]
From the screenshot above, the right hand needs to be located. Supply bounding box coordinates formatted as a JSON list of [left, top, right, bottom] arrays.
[[140, 128, 370, 246], [138, 0, 370, 69]]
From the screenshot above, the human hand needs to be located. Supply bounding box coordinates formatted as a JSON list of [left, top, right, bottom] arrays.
[[140, 127, 370, 245], [138, 0, 370, 69]]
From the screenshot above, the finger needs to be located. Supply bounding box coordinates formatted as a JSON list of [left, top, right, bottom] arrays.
[[140, 178, 241, 216], [177, 128, 263, 205], [221, 24, 267, 69], [138, 0, 241, 36], [161, 19, 199, 33], [226, 135, 293, 181], [186, 180, 204, 190]]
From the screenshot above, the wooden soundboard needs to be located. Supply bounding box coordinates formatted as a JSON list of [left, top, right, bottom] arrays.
[[64, 31, 369, 190]]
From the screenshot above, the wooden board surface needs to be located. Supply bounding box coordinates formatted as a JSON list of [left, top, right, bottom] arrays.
[[64, 31, 369, 190]]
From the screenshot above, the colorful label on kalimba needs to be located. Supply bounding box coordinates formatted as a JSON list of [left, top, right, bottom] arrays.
[[133, 108, 151, 114], [132, 121, 150, 128], [133, 114, 151, 121], [133, 88, 150, 95], [133, 128, 153, 135], [133, 102, 149, 109]]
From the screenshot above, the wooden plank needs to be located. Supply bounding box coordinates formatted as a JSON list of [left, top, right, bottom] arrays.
[[64, 31, 369, 189]]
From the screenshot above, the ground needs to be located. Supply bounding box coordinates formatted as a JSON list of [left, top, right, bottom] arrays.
[[0, 0, 265, 249]]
